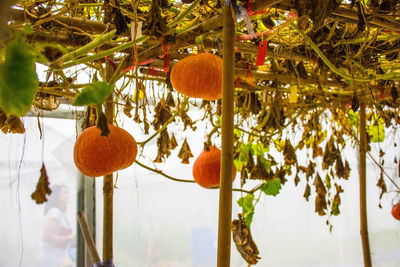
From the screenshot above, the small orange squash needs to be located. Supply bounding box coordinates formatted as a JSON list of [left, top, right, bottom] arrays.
[[170, 53, 222, 101], [392, 202, 400, 220], [192, 145, 236, 188], [73, 125, 137, 177]]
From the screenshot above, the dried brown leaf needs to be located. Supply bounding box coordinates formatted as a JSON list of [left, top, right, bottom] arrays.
[[303, 184, 311, 201], [178, 138, 193, 164], [31, 163, 52, 204], [232, 214, 261, 265], [123, 99, 133, 118], [169, 133, 178, 150], [283, 139, 297, 165], [2, 115, 25, 134]]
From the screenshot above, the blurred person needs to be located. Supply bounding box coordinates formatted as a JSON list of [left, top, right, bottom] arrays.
[[37, 184, 75, 267]]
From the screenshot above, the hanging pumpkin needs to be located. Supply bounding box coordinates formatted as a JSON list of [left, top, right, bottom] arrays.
[[74, 125, 138, 177], [170, 53, 222, 101], [192, 145, 236, 188], [391, 202, 400, 220]]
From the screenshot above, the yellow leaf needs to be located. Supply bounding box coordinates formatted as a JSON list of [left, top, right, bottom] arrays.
[[289, 86, 298, 103]]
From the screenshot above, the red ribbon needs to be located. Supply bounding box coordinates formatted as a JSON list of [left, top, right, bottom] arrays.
[[121, 58, 154, 73], [247, 0, 263, 16], [160, 37, 173, 74], [247, 64, 254, 86], [235, 29, 272, 41], [255, 40, 268, 66], [234, 77, 242, 88], [104, 56, 117, 70]]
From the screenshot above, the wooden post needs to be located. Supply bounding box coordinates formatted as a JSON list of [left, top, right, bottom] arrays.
[[359, 101, 372, 267], [77, 211, 101, 264], [103, 62, 115, 262], [217, 1, 235, 267]]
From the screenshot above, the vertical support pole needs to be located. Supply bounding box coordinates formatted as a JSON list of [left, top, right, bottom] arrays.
[[359, 101, 372, 267], [217, 1, 235, 267], [103, 62, 114, 261], [77, 115, 96, 267]]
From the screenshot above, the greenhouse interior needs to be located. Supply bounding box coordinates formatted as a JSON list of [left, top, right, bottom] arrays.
[[1, 0, 400, 266]]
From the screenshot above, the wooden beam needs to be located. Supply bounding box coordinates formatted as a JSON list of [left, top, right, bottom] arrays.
[[10, 8, 112, 34], [217, 2, 235, 267]]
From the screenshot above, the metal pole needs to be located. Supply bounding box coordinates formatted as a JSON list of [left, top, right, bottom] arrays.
[[217, 1, 235, 266]]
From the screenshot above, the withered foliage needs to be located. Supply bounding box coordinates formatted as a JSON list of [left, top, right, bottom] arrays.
[[283, 139, 297, 166], [249, 156, 270, 180], [180, 110, 196, 131], [314, 173, 327, 216], [169, 133, 178, 150], [141, 0, 171, 39], [103, 0, 129, 39], [152, 99, 173, 130], [123, 99, 133, 118], [177, 137, 193, 164], [232, 213, 261, 265], [331, 183, 344, 216], [31, 163, 52, 204], [34, 93, 60, 111], [0, 109, 25, 134], [154, 129, 171, 163], [322, 137, 340, 170]]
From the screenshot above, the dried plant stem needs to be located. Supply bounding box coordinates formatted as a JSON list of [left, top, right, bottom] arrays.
[[292, 23, 400, 82], [137, 98, 189, 146]]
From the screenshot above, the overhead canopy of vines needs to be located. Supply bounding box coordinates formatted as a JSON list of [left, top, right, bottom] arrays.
[[2, 0, 400, 232]]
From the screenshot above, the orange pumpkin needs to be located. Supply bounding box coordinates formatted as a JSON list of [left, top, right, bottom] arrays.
[[192, 145, 236, 188], [392, 203, 400, 220], [73, 125, 137, 177], [170, 53, 222, 101]]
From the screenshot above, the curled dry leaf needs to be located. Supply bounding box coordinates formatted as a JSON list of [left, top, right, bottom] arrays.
[[177, 137, 193, 164], [249, 156, 270, 180], [232, 213, 261, 265], [1, 111, 25, 134], [283, 139, 297, 165], [331, 183, 344, 216], [152, 99, 173, 130], [154, 129, 171, 163], [123, 99, 133, 118], [169, 133, 178, 150], [34, 94, 60, 111], [314, 173, 327, 216], [31, 163, 52, 204], [180, 110, 196, 131]]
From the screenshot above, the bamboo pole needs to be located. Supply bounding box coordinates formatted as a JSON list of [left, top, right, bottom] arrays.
[[77, 211, 101, 264], [359, 101, 372, 267], [217, 2, 235, 267], [103, 61, 115, 262]]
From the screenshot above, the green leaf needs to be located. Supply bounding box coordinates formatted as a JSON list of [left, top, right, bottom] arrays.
[[252, 142, 268, 157], [259, 156, 271, 172], [348, 109, 359, 130], [260, 178, 281, 196], [237, 194, 255, 227], [72, 81, 112, 106], [367, 114, 385, 143], [0, 36, 38, 116]]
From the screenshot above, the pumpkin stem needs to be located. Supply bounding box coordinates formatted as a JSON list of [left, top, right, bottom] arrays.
[[96, 103, 110, 136]]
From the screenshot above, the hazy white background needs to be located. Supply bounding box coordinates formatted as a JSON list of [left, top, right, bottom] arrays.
[[0, 107, 400, 267]]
